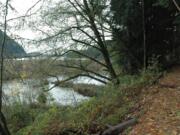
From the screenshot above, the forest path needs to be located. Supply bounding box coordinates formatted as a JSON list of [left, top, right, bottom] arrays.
[[128, 66, 180, 135]]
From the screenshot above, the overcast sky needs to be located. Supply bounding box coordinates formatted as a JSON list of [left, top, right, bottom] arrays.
[[0, 0, 112, 53], [0, 0, 47, 53], [0, 0, 87, 53], [8, 0, 41, 37]]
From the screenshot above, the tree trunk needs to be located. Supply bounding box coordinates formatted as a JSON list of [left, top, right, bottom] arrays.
[[83, 0, 119, 84], [0, 112, 11, 135], [142, 0, 147, 70], [102, 118, 137, 135], [0, 0, 11, 134]]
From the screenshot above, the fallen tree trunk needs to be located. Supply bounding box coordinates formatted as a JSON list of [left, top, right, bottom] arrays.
[[102, 118, 137, 135]]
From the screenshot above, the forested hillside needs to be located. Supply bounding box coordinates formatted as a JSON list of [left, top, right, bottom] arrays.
[[0, 30, 26, 58]]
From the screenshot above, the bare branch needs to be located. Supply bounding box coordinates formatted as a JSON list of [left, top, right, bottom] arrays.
[[57, 64, 111, 81], [67, 0, 90, 23], [25, 0, 43, 15], [70, 34, 100, 51], [57, 49, 108, 68], [172, 0, 180, 12], [46, 73, 107, 92], [7, 13, 37, 22]]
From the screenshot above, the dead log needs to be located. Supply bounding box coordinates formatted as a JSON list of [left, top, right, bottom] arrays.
[[102, 118, 137, 135]]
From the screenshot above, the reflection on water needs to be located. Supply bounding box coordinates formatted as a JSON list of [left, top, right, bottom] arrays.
[[48, 83, 88, 105], [2, 76, 102, 106], [47, 76, 104, 85], [3, 79, 39, 104], [74, 76, 104, 85]]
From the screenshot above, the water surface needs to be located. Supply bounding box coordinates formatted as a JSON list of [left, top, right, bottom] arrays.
[[2, 76, 101, 106]]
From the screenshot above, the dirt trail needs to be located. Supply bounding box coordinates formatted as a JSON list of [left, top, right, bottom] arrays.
[[128, 67, 180, 135]]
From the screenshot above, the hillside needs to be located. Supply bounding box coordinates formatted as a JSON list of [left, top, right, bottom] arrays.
[[127, 67, 180, 135], [0, 30, 26, 58]]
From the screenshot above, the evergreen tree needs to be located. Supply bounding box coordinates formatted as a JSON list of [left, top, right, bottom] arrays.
[[111, 0, 180, 73]]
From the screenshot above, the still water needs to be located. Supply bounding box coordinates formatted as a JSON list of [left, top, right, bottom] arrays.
[[2, 76, 103, 106]]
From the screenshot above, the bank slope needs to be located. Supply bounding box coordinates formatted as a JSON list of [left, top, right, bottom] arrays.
[[128, 66, 180, 135]]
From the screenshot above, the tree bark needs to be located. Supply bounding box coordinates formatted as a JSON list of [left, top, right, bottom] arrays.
[[102, 118, 137, 135], [142, 0, 147, 71], [83, 0, 119, 84], [0, 0, 11, 134], [172, 0, 180, 12]]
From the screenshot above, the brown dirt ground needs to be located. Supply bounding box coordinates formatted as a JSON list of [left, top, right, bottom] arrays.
[[128, 67, 180, 135]]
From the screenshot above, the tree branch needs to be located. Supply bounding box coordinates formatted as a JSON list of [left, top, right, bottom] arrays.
[[67, 0, 90, 23], [57, 64, 111, 81], [172, 0, 180, 12], [57, 74, 107, 85], [57, 49, 108, 68], [0, 0, 11, 134], [70, 35, 101, 51], [46, 73, 107, 92]]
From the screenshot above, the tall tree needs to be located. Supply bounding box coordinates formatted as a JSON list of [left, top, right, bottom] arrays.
[[111, 0, 180, 73], [33, 0, 120, 84], [0, 0, 11, 134]]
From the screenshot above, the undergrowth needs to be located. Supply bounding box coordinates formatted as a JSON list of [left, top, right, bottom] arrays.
[[6, 69, 160, 135]]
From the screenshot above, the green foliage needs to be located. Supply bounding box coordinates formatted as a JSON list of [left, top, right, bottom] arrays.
[[111, 0, 180, 73], [153, 0, 169, 7], [117, 66, 161, 88], [16, 106, 59, 135], [37, 92, 47, 104], [176, 111, 180, 118], [4, 69, 158, 135], [12, 85, 134, 135], [5, 102, 40, 133]]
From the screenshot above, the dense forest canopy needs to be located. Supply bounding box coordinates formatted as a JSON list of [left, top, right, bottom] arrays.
[[111, 0, 180, 73]]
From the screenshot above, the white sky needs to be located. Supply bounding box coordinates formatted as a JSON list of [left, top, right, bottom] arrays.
[[8, 0, 40, 37], [0, 0, 47, 53], [0, 0, 112, 53], [0, 0, 83, 53], [9, 0, 38, 14]]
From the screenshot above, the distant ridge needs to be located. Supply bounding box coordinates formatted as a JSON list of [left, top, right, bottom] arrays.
[[0, 30, 26, 58]]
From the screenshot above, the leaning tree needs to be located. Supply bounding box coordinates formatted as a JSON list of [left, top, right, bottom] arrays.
[[31, 0, 120, 84]]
